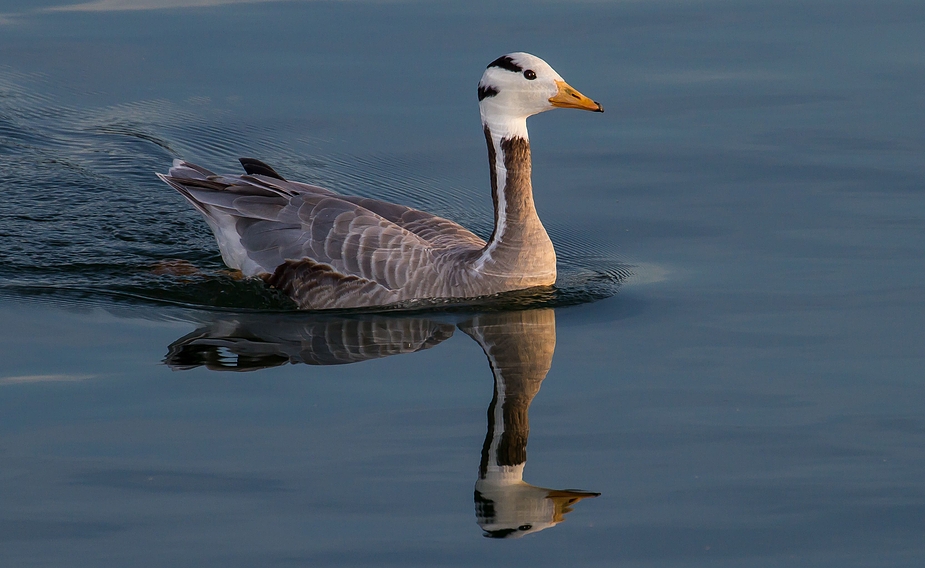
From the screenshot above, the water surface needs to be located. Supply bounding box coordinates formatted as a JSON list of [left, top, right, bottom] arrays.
[[2, 0, 925, 566]]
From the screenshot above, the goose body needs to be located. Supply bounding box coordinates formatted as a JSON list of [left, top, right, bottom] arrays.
[[158, 53, 602, 309]]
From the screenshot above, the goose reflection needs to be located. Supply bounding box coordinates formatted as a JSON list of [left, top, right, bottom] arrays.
[[460, 311, 599, 538], [165, 308, 598, 537]]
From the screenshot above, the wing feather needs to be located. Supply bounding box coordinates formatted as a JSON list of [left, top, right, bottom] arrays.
[[162, 164, 444, 291], [341, 196, 486, 250]]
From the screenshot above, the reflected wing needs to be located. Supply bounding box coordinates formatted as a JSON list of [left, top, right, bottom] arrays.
[[165, 314, 455, 371]]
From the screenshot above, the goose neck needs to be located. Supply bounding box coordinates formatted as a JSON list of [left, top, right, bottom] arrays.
[[476, 117, 555, 282]]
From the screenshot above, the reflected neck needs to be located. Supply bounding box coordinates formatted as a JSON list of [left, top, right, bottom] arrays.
[[460, 311, 556, 481]]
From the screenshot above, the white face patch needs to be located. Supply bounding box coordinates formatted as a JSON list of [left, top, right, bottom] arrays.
[[477, 52, 565, 122]]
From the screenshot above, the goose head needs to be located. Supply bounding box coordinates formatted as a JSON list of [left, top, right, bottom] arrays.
[[477, 52, 603, 128]]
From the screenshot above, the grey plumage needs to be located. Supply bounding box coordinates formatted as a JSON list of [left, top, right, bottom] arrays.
[[158, 159, 500, 309]]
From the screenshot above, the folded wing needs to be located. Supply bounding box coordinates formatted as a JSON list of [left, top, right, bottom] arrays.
[[158, 159, 485, 308]]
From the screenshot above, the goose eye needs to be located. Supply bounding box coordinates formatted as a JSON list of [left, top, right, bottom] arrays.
[[523, 70, 537, 80]]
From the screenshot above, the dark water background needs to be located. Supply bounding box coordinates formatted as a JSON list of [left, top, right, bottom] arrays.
[[2, 1, 925, 566]]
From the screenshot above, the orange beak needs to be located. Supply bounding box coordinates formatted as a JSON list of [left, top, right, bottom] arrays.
[[549, 80, 603, 112]]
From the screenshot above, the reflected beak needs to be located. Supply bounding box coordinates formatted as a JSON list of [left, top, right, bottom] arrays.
[[546, 489, 601, 523], [549, 80, 604, 112]]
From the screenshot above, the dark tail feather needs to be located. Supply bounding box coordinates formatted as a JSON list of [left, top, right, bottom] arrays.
[[239, 157, 286, 181]]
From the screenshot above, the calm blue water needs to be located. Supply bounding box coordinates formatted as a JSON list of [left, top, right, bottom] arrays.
[[2, 0, 925, 566]]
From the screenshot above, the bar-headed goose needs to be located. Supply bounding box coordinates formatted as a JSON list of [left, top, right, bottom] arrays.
[[158, 53, 603, 309]]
